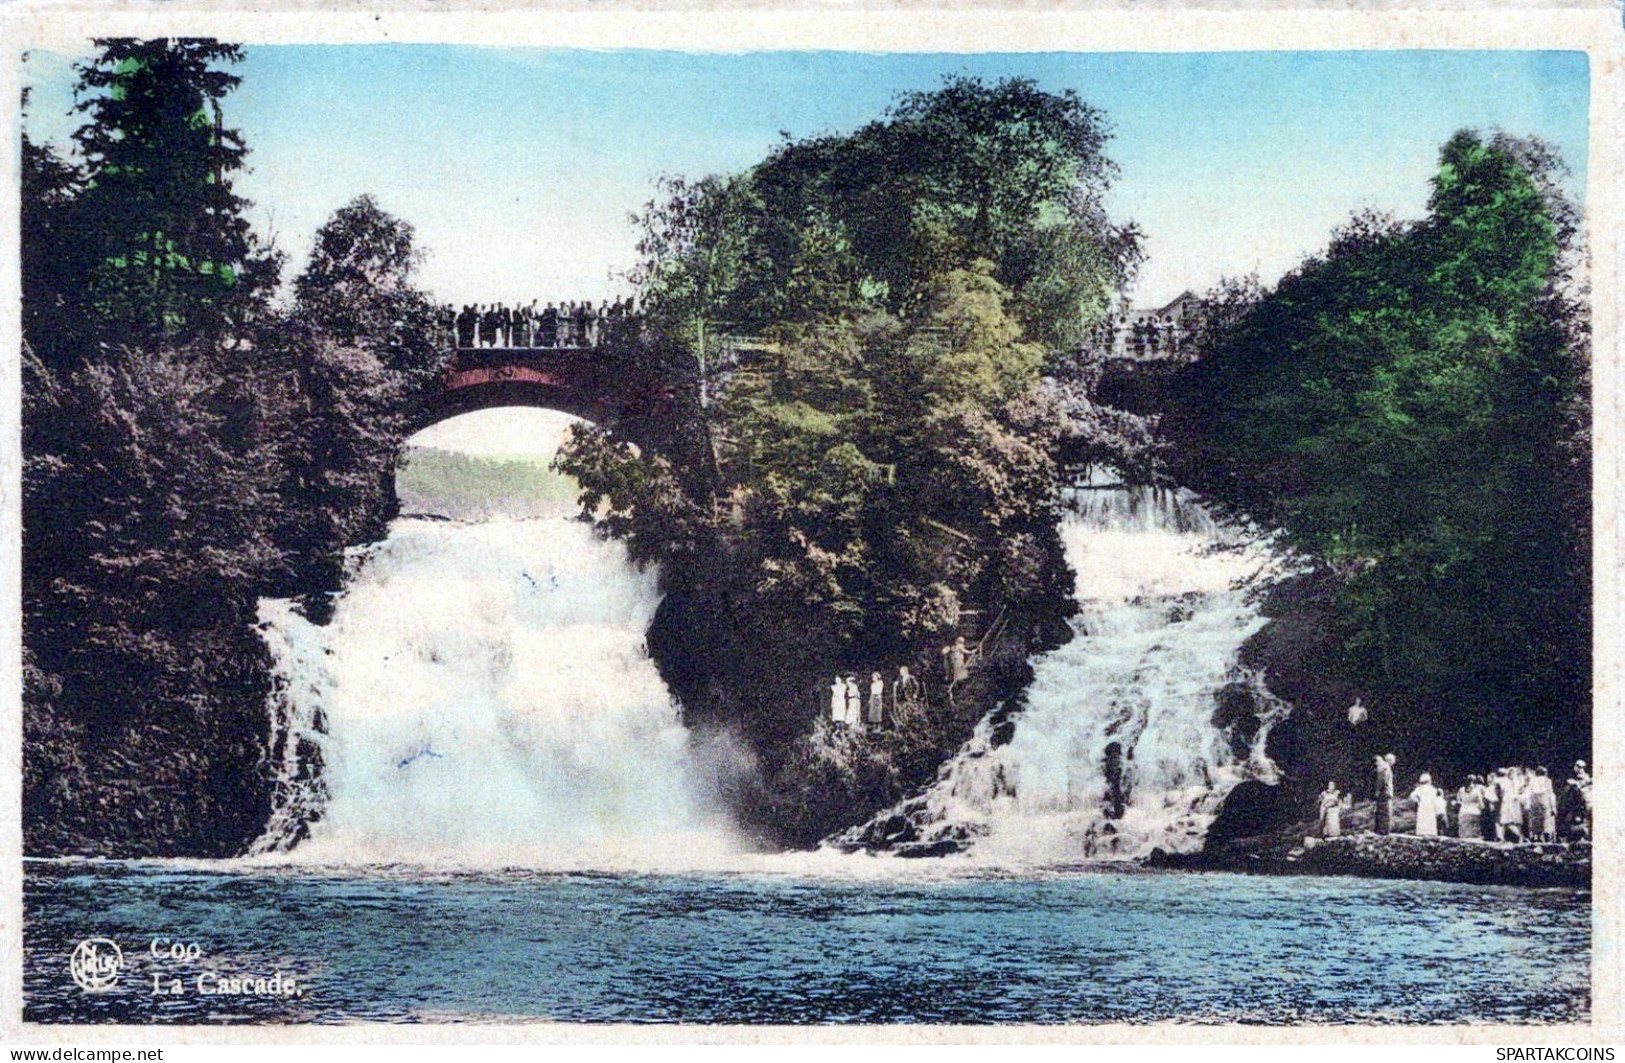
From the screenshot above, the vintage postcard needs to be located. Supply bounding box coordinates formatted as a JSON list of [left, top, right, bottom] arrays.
[[2, 1, 1619, 1044]]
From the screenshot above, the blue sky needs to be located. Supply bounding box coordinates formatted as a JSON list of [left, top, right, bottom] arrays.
[[21, 47, 1589, 308]]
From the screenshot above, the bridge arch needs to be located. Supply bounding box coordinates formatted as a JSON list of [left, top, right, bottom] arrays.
[[408, 346, 672, 441], [411, 377, 616, 436]]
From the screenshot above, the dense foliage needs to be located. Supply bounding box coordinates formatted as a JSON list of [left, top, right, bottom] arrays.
[[22, 40, 443, 855], [1170, 131, 1590, 777], [558, 77, 1146, 843]]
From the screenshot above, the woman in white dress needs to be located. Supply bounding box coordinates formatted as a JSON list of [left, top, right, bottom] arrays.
[[829, 676, 846, 727], [1317, 781, 1342, 839], [844, 676, 863, 730], [1409, 773, 1444, 837], [1496, 768, 1524, 842]]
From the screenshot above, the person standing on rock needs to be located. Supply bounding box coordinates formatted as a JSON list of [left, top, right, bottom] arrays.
[[892, 665, 921, 714], [829, 676, 846, 728], [867, 672, 885, 727], [1318, 781, 1343, 839], [942, 636, 970, 702], [1347, 697, 1368, 727], [1456, 776, 1484, 840], [1496, 768, 1523, 843], [1409, 773, 1444, 837], [1529, 766, 1557, 843], [1480, 770, 1502, 841], [844, 675, 863, 730], [1373, 753, 1396, 835], [1561, 761, 1591, 840]]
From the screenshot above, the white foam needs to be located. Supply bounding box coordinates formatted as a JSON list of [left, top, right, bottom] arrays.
[[253, 511, 729, 863], [859, 479, 1290, 864]]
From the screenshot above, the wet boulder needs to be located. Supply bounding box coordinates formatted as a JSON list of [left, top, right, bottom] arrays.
[[1204, 780, 1288, 848]]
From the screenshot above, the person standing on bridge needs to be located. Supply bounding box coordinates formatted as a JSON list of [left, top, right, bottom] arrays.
[[540, 303, 559, 348], [575, 302, 594, 347], [583, 301, 600, 346], [510, 304, 528, 348], [456, 305, 476, 348]]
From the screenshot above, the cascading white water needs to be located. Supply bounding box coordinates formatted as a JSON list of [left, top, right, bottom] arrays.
[[251, 411, 718, 865], [866, 473, 1288, 863]]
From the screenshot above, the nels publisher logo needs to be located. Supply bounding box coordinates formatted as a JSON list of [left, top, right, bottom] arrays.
[[68, 938, 124, 993]]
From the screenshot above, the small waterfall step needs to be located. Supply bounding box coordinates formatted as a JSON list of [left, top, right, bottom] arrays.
[[831, 473, 1289, 864]]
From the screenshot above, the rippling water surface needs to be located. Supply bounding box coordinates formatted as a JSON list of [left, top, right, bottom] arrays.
[[25, 861, 1588, 1025]]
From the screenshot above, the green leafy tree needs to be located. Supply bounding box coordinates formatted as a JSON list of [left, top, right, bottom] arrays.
[[292, 194, 445, 391], [260, 196, 446, 615], [559, 78, 1147, 843], [858, 76, 1140, 338], [1172, 130, 1589, 772]]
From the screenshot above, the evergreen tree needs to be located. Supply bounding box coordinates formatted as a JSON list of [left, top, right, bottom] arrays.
[[21, 45, 443, 855], [20, 132, 88, 369], [69, 38, 279, 350]]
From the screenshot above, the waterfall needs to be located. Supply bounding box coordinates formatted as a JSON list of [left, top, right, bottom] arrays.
[[250, 416, 717, 865], [839, 473, 1290, 863]]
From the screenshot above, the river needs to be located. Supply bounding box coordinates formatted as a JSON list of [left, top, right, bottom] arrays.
[[23, 860, 1590, 1024]]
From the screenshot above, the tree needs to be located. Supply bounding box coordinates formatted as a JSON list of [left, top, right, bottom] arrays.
[[1171, 130, 1589, 772], [20, 133, 88, 370], [69, 38, 279, 350], [860, 76, 1142, 342], [556, 79, 1147, 843], [632, 77, 1140, 352], [292, 194, 444, 390], [21, 41, 460, 855], [631, 175, 769, 409]]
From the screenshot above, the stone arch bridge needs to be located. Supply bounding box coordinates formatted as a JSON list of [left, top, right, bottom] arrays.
[[411, 341, 674, 438]]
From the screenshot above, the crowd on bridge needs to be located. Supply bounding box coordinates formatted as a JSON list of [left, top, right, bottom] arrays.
[[1315, 754, 1592, 845], [438, 298, 637, 350]]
